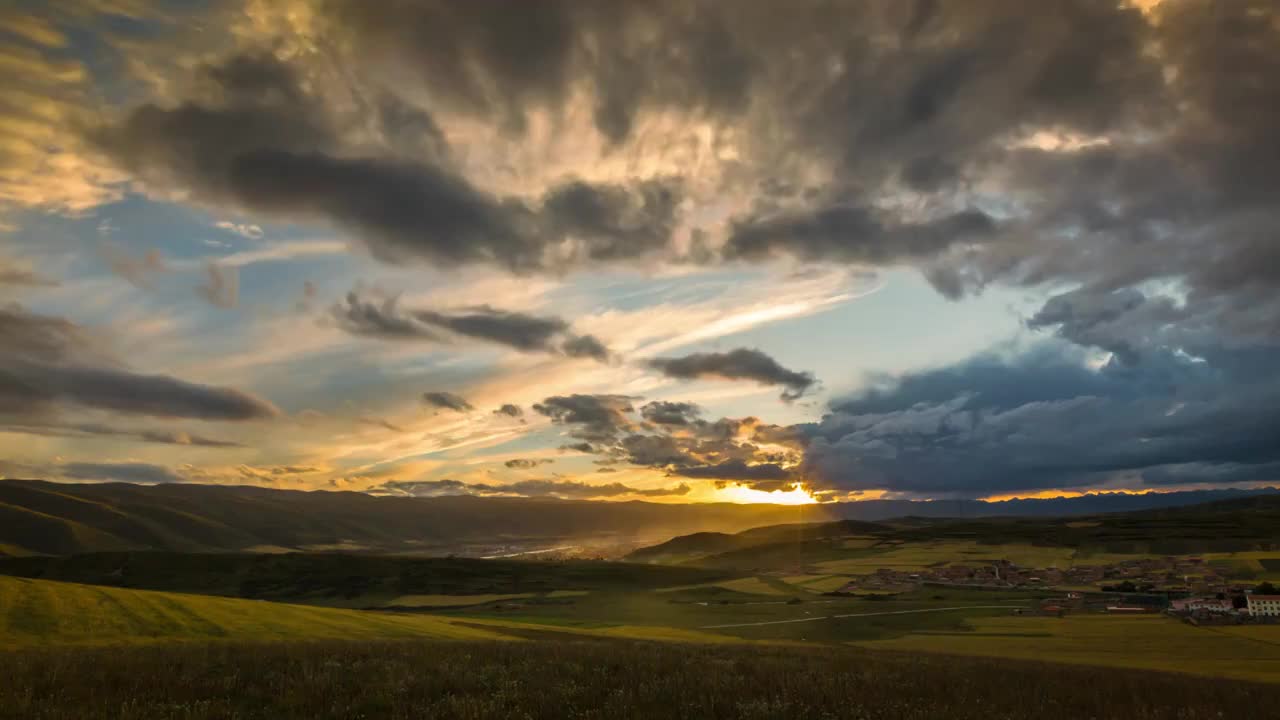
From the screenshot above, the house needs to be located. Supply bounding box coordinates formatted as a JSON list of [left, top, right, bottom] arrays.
[[1246, 594, 1280, 617], [1169, 597, 1233, 614]]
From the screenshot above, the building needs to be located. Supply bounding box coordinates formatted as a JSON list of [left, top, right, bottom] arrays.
[[1170, 597, 1233, 613], [1247, 594, 1280, 617]]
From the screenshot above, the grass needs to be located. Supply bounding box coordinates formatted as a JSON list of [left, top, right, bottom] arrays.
[[656, 576, 796, 596], [854, 614, 1280, 683], [0, 576, 508, 648], [3, 638, 1276, 719], [378, 593, 534, 607], [0, 552, 730, 607], [441, 584, 1039, 644], [780, 574, 854, 592], [812, 541, 1080, 574]]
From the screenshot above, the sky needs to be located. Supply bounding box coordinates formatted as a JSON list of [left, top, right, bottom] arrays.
[[2, 0, 1279, 504]]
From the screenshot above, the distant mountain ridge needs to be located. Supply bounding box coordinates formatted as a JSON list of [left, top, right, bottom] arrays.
[[827, 487, 1280, 522], [0, 479, 825, 556], [628, 493, 1280, 567], [2, 478, 1276, 558]]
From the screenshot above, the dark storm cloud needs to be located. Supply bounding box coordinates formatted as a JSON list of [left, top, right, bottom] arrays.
[[723, 206, 995, 266], [366, 477, 690, 499], [331, 292, 612, 361], [648, 348, 817, 402], [88, 1, 1280, 323], [226, 150, 680, 271], [494, 403, 524, 417], [0, 306, 278, 421], [422, 391, 473, 413], [324, 0, 756, 144], [92, 49, 683, 274], [75, 0, 1280, 499], [796, 341, 1280, 496], [60, 462, 187, 484], [1140, 462, 1280, 488]]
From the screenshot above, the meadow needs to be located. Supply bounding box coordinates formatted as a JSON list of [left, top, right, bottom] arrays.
[[4, 637, 1277, 720], [0, 552, 730, 607], [854, 614, 1280, 683], [4, 556, 1280, 718], [0, 576, 507, 648]]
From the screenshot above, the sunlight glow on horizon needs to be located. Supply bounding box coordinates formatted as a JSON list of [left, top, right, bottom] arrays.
[[712, 484, 818, 505]]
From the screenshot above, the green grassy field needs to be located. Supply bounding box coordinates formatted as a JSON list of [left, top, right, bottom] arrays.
[[0, 552, 731, 608], [0, 576, 508, 648], [811, 540, 1081, 574], [379, 593, 534, 607], [854, 614, 1280, 683], [4, 560, 1280, 720], [4, 638, 1276, 720]]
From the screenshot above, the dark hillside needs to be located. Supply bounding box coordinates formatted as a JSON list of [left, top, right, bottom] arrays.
[[0, 480, 828, 556], [0, 552, 728, 604]]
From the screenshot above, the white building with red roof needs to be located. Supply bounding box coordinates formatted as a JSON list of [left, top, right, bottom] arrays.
[[1246, 594, 1280, 617]]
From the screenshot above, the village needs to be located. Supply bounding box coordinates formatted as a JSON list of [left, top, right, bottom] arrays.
[[835, 555, 1280, 623]]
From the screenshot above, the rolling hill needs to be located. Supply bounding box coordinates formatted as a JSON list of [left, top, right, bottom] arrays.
[[0, 552, 729, 607], [0, 479, 825, 556], [627, 494, 1280, 570], [0, 575, 508, 648]]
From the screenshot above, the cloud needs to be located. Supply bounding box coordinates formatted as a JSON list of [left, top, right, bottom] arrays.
[[723, 206, 996, 267], [648, 348, 818, 401], [0, 305, 278, 421], [236, 464, 322, 481], [0, 421, 242, 448], [422, 391, 474, 413], [640, 401, 702, 426], [0, 256, 57, 287], [366, 477, 690, 499], [358, 416, 408, 433], [331, 292, 612, 360], [100, 244, 165, 288], [560, 333, 611, 361], [504, 458, 554, 469], [214, 220, 264, 239], [797, 340, 1280, 497], [493, 403, 523, 417], [670, 460, 794, 482], [535, 393, 803, 486], [533, 394, 637, 442], [195, 263, 238, 308], [59, 0, 1280, 352], [330, 293, 439, 340], [91, 50, 683, 274], [60, 461, 187, 484]]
